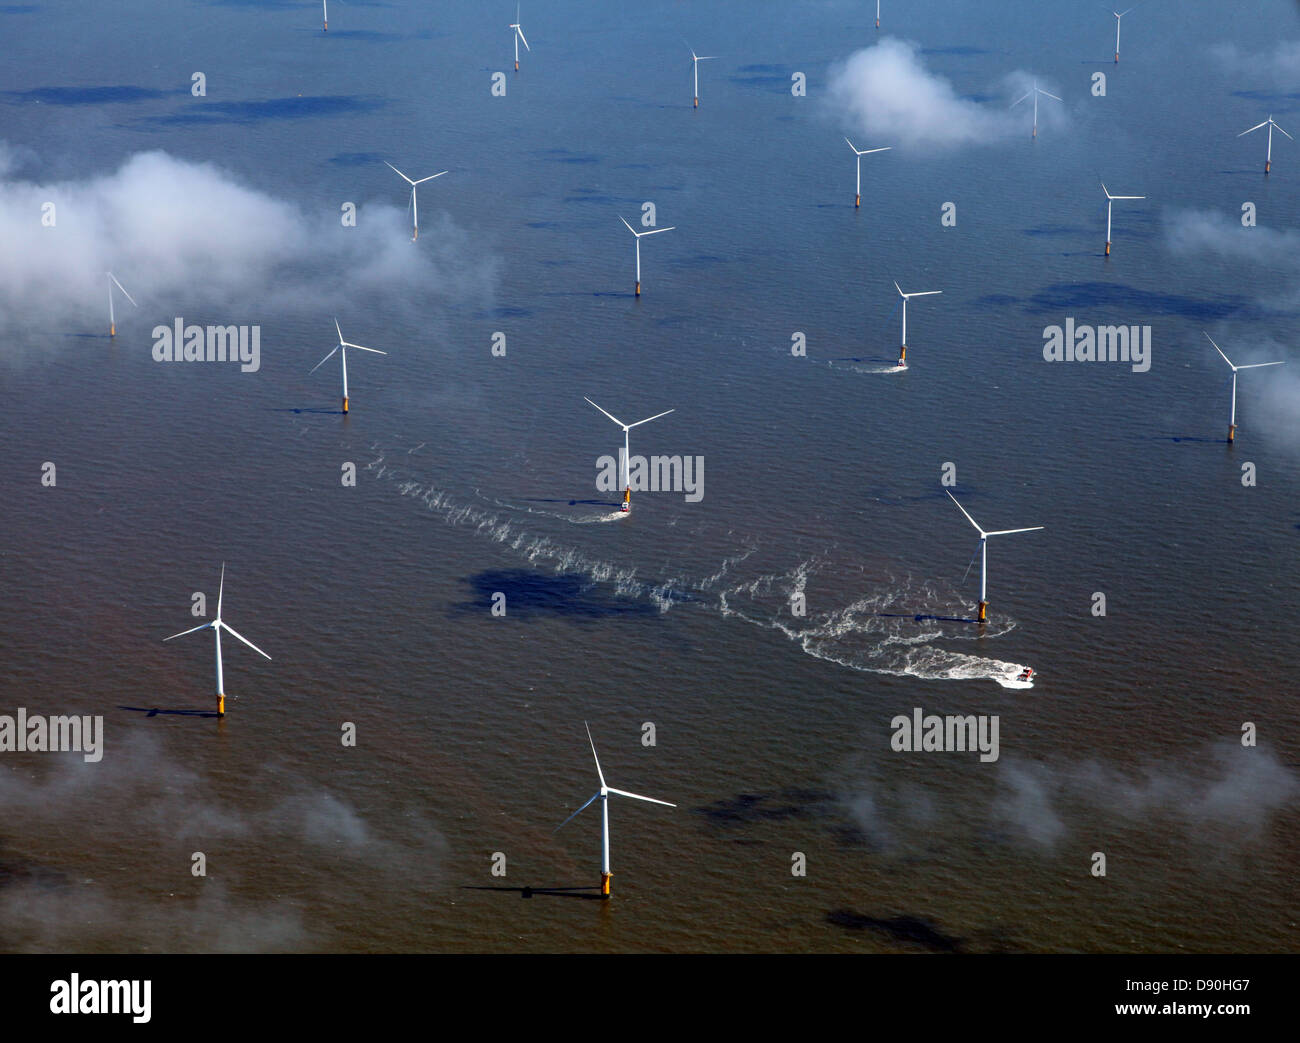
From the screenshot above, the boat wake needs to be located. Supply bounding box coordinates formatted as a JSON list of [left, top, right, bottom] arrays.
[[365, 446, 1034, 687]]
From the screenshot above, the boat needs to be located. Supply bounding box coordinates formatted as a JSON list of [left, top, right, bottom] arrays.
[[1016, 667, 1034, 683]]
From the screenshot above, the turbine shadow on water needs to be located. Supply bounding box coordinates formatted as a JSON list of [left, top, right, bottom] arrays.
[[461, 885, 606, 901]]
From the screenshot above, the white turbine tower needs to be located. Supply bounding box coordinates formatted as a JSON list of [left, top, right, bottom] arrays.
[[555, 722, 676, 898], [1239, 115, 1293, 175], [164, 563, 271, 718], [310, 319, 387, 415], [689, 48, 717, 108], [845, 137, 891, 208], [894, 281, 942, 368], [1011, 79, 1061, 139], [946, 491, 1043, 624], [585, 397, 674, 512], [386, 161, 447, 241], [876, 0, 881, 29], [509, 4, 530, 70], [619, 216, 674, 297], [1110, 7, 1133, 63], [322, 0, 327, 31], [1101, 181, 1144, 256], [1203, 331, 1285, 444], [106, 272, 136, 338]]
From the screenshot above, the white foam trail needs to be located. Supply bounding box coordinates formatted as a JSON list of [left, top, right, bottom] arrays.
[[367, 445, 1036, 685]]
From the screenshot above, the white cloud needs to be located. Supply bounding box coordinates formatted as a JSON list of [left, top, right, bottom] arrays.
[[1211, 41, 1300, 86], [0, 146, 497, 341], [826, 39, 1060, 149]]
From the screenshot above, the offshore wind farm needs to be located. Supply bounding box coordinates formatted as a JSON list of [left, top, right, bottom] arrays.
[[1, 0, 1298, 964]]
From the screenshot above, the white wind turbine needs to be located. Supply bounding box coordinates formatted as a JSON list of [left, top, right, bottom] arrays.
[[619, 216, 675, 297], [1239, 115, 1293, 175], [894, 281, 942, 368], [386, 161, 447, 241], [1203, 331, 1285, 444], [1110, 7, 1133, 63], [585, 397, 674, 512], [106, 272, 136, 338], [555, 722, 676, 898], [509, 4, 530, 70], [845, 137, 891, 208], [310, 318, 387, 414], [1101, 181, 1144, 256], [689, 48, 718, 108], [164, 563, 271, 718], [946, 491, 1043, 624], [1011, 79, 1061, 139]]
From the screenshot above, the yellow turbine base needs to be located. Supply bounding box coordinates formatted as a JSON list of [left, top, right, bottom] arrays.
[[324, 21, 327, 31], [515, 61, 519, 70], [635, 280, 640, 297], [693, 97, 699, 108], [899, 344, 907, 363], [1228, 424, 1236, 443], [413, 227, 418, 241], [977, 602, 987, 624], [217, 693, 225, 716], [601, 872, 612, 897], [1266, 160, 1271, 174], [342, 396, 349, 414], [1114, 53, 1119, 63], [1105, 241, 1111, 256], [110, 323, 116, 337], [855, 193, 860, 208]]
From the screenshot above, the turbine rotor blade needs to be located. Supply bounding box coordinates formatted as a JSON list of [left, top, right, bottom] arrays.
[[606, 787, 676, 808], [946, 490, 985, 536], [584, 397, 625, 428], [554, 792, 600, 832], [343, 343, 387, 355], [1236, 361, 1286, 369], [385, 161, 414, 184], [217, 562, 225, 617], [627, 408, 675, 428], [218, 621, 272, 660], [1203, 331, 1234, 369], [984, 526, 1045, 536], [413, 171, 448, 184], [518, 27, 530, 50], [619, 215, 636, 234], [1274, 122, 1294, 140], [107, 273, 138, 306], [1011, 92, 1031, 107], [637, 225, 675, 236], [310, 345, 340, 374], [163, 621, 212, 642], [1040, 89, 1062, 101], [585, 721, 606, 788]]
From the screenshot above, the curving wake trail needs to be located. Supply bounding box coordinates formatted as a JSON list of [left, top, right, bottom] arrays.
[[364, 445, 1036, 688]]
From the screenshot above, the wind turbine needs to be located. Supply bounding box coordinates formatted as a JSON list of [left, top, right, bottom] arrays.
[[946, 491, 1043, 624], [106, 272, 136, 338], [310, 318, 387, 414], [164, 563, 271, 717], [893, 281, 942, 368], [1110, 7, 1133, 63], [1203, 331, 1285, 444], [322, 0, 327, 31], [845, 137, 891, 208], [385, 161, 447, 241], [1239, 115, 1293, 175], [1101, 181, 1144, 256], [555, 722, 675, 898], [584, 397, 674, 512], [619, 216, 674, 297], [1011, 79, 1061, 139], [689, 48, 717, 108], [509, 4, 530, 71]]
